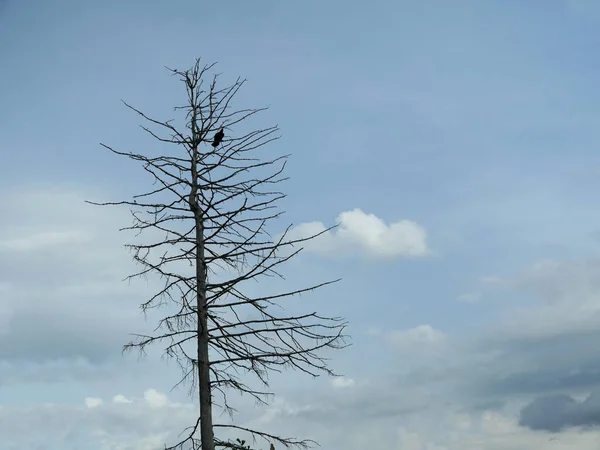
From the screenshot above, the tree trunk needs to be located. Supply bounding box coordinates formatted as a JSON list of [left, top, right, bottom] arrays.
[[196, 212, 215, 450], [191, 135, 215, 450]]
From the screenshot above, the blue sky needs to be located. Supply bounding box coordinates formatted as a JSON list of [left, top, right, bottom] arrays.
[[3, 0, 600, 448]]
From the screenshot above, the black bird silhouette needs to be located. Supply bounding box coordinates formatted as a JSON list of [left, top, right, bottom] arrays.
[[212, 128, 224, 147]]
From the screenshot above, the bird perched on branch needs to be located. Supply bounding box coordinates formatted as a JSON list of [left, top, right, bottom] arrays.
[[270, 444, 275, 450], [212, 128, 225, 147]]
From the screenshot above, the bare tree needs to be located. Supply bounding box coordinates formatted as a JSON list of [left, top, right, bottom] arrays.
[[88, 58, 348, 450]]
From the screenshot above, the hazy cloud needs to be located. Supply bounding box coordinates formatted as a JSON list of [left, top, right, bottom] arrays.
[[331, 376, 355, 388], [388, 325, 446, 348]]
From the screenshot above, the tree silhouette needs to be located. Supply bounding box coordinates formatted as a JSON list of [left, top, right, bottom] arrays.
[[88, 58, 348, 450]]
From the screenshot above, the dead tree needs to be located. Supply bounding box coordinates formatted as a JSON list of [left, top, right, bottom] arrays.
[[87, 58, 348, 450]]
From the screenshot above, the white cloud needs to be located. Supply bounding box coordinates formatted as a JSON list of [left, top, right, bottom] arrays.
[[389, 325, 446, 347], [287, 208, 430, 259], [331, 376, 355, 388], [144, 388, 169, 408], [113, 394, 132, 404], [85, 397, 103, 408]]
